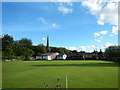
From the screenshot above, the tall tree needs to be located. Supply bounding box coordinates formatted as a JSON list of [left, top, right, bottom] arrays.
[[37, 44, 47, 54], [32, 44, 47, 56], [24, 47, 34, 60], [18, 38, 32, 48], [2, 34, 15, 60], [2, 34, 14, 51], [51, 47, 70, 54], [104, 46, 120, 61]]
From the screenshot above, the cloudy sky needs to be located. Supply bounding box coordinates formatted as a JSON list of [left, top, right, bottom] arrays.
[[2, 0, 119, 52]]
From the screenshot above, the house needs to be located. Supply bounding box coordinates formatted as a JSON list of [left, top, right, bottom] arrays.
[[36, 52, 59, 60], [67, 52, 98, 60], [84, 53, 96, 60], [67, 52, 85, 60], [57, 53, 67, 60], [36, 56, 42, 60]]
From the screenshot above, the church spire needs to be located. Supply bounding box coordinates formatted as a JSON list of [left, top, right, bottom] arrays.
[[46, 36, 50, 53]]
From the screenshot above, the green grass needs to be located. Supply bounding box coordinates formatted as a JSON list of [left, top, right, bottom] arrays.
[[2, 60, 119, 88]]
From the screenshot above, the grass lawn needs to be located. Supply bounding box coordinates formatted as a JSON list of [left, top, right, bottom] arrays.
[[2, 60, 119, 88]]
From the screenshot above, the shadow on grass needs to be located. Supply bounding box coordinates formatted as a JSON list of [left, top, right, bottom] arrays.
[[31, 62, 119, 67]]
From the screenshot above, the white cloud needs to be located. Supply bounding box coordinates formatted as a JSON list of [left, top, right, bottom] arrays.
[[67, 2, 73, 6], [94, 31, 108, 42], [58, 6, 73, 14], [38, 17, 47, 24], [82, 1, 102, 12], [38, 17, 59, 29], [83, 45, 97, 49], [102, 42, 116, 48], [80, 46, 86, 51], [66, 47, 77, 51], [109, 35, 113, 37], [42, 37, 47, 40], [96, 39, 101, 42], [66, 45, 98, 52], [91, 45, 97, 49], [79, 45, 98, 52], [82, 0, 119, 38], [95, 36, 103, 42], [94, 32, 100, 37], [100, 42, 118, 51], [86, 46, 91, 48], [105, 42, 114, 47], [100, 31, 108, 35], [51, 23, 59, 28], [112, 25, 118, 34], [97, 19, 104, 25], [94, 30, 108, 37], [82, 0, 118, 26]]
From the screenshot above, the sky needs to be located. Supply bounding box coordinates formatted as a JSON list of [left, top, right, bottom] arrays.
[[2, 0, 119, 52]]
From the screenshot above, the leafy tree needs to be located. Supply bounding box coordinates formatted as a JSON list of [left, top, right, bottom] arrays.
[[69, 50, 78, 54], [14, 46, 25, 56], [63, 48, 70, 54], [2, 34, 15, 60], [13, 45, 34, 60], [18, 38, 32, 49], [57, 48, 65, 53], [37, 44, 47, 54], [104, 46, 120, 61], [24, 47, 34, 60], [0, 36, 2, 52], [2, 34, 14, 51], [79, 51, 86, 53], [2, 51, 14, 61], [51, 47, 70, 54], [32, 45, 47, 56], [32, 44, 47, 56], [51, 47, 58, 52], [2, 35, 34, 60]]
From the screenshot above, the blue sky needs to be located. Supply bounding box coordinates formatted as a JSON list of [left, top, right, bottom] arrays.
[[2, 1, 118, 52]]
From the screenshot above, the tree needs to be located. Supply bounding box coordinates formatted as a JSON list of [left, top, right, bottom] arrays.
[[69, 50, 78, 54], [79, 51, 86, 53], [51, 47, 70, 54], [2, 34, 14, 51], [57, 48, 65, 53], [18, 38, 32, 49], [2, 34, 15, 60], [104, 46, 120, 61], [97, 49, 104, 60], [38, 44, 47, 54], [2, 35, 34, 60], [24, 47, 34, 60], [32, 44, 47, 56], [63, 48, 70, 54], [51, 47, 58, 52], [13, 44, 34, 60]]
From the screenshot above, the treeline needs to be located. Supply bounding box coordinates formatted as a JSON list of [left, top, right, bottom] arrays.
[[1, 34, 120, 62], [104, 46, 120, 62], [1, 34, 71, 60]]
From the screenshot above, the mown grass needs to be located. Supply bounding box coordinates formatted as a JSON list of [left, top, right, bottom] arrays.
[[2, 60, 119, 88]]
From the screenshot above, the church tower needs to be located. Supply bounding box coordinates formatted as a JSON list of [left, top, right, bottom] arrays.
[[46, 36, 50, 53]]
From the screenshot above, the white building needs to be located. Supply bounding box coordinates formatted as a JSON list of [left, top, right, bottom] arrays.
[[36, 53, 59, 60], [36, 56, 42, 60], [57, 54, 67, 60]]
